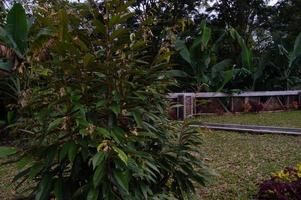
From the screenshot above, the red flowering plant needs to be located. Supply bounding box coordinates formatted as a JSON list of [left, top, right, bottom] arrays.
[[256, 163, 301, 200]]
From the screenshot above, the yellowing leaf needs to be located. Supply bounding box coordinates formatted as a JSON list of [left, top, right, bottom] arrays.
[[112, 146, 128, 165]]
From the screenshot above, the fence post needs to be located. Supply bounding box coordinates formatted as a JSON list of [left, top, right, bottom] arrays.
[[177, 95, 184, 120], [230, 97, 234, 112], [183, 94, 194, 119]]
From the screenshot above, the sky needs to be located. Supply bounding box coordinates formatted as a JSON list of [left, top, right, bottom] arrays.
[[268, 0, 278, 6]]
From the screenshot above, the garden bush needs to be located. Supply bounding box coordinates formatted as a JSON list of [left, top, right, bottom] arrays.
[[256, 163, 301, 200], [0, 2, 209, 200]]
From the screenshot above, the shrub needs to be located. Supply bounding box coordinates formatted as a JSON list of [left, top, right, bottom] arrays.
[[256, 163, 301, 200], [0, 2, 210, 199]]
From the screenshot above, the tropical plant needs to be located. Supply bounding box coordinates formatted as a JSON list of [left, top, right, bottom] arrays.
[[256, 163, 301, 200], [287, 32, 301, 89], [0, 3, 29, 73], [0, 3, 32, 127], [252, 32, 301, 90], [175, 21, 255, 92], [0, 2, 210, 199], [175, 21, 231, 92]]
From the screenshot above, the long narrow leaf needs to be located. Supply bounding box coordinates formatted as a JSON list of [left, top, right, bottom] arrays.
[[5, 3, 28, 57]]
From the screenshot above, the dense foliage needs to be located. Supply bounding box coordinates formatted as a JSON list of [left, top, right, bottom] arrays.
[[0, 2, 210, 199], [175, 20, 254, 92], [1, 0, 301, 92]]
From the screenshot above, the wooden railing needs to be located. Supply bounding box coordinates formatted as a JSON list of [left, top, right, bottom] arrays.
[[168, 90, 301, 119]]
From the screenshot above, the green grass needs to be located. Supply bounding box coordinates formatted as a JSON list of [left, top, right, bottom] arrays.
[[1, 111, 301, 199], [0, 159, 18, 200], [197, 111, 301, 200], [0, 159, 35, 200], [197, 110, 301, 127]]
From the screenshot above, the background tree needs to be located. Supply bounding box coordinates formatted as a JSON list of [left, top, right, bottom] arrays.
[[267, 0, 301, 48], [206, 0, 270, 44]]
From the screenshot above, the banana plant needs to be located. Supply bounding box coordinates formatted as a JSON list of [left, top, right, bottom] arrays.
[[253, 32, 301, 90], [228, 27, 253, 70], [286, 32, 301, 89], [175, 21, 251, 92], [0, 3, 29, 73], [0, 3, 32, 127]]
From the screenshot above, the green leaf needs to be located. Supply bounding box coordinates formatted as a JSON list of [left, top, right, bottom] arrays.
[[93, 19, 105, 35], [7, 111, 14, 124], [218, 70, 233, 91], [111, 126, 125, 144], [73, 37, 88, 51], [230, 28, 252, 69], [83, 53, 95, 67], [59, 142, 71, 161], [47, 118, 63, 132], [175, 39, 191, 64], [36, 27, 53, 38], [229, 27, 236, 39], [0, 146, 16, 158], [201, 26, 211, 47], [108, 13, 133, 28], [241, 45, 252, 69], [211, 59, 232, 79], [131, 110, 143, 128], [35, 174, 53, 200], [54, 179, 64, 200], [87, 188, 99, 200], [111, 28, 129, 40], [289, 32, 301, 69], [230, 28, 253, 70], [95, 100, 106, 108], [0, 60, 12, 72], [0, 27, 9, 43], [73, 185, 88, 198], [102, 184, 114, 200], [58, 9, 68, 41], [29, 164, 44, 179], [108, 15, 121, 28], [293, 32, 301, 55], [96, 127, 111, 138], [112, 146, 128, 165], [16, 156, 32, 169], [166, 70, 188, 78], [93, 163, 105, 187], [113, 169, 129, 193], [68, 142, 77, 163], [5, 3, 28, 57], [190, 36, 202, 52], [179, 48, 191, 64], [13, 168, 30, 183], [91, 152, 105, 170], [110, 103, 120, 115]]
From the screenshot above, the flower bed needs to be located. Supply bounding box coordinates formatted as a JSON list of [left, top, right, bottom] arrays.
[[257, 163, 301, 199]]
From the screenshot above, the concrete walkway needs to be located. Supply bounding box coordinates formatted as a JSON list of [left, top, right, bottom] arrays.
[[191, 122, 301, 135]]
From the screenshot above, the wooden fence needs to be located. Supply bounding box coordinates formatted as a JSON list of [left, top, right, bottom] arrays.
[[168, 90, 301, 119]]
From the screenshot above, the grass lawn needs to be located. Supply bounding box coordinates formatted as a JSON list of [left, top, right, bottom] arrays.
[[197, 110, 301, 128], [0, 160, 18, 200], [197, 111, 301, 199]]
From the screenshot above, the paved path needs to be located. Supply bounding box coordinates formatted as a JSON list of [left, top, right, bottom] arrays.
[[191, 123, 301, 135]]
